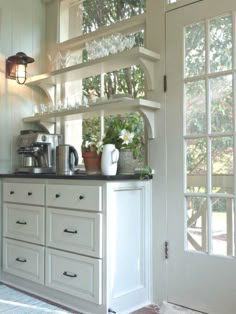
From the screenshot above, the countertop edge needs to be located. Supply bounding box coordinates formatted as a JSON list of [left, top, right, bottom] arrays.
[[0, 173, 153, 181]]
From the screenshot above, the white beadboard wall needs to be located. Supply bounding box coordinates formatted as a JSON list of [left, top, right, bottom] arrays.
[[0, 0, 46, 173]]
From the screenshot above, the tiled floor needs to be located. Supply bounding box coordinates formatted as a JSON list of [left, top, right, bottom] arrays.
[[132, 304, 160, 313], [132, 302, 204, 314]]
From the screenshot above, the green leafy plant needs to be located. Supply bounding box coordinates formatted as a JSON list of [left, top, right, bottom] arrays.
[[102, 113, 144, 159], [82, 133, 103, 154]]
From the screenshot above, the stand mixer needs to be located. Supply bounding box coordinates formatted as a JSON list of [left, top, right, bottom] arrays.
[[16, 131, 63, 174]]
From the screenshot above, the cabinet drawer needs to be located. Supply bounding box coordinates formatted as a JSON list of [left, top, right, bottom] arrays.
[[46, 208, 102, 258], [3, 239, 44, 284], [3, 204, 45, 245], [46, 184, 102, 211], [46, 248, 102, 304], [3, 182, 44, 205]]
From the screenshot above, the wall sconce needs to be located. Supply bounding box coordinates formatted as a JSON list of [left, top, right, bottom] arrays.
[[6, 52, 34, 85]]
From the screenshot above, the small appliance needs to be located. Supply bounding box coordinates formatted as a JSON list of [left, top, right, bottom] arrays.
[[16, 131, 63, 173], [56, 144, 79, 175]]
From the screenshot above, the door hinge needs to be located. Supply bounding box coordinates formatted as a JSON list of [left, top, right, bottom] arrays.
[[165, 241, 169, 259], [164, 75, 167, 92]]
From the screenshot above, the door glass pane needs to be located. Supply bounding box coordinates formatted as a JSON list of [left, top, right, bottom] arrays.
[[210, 75, 233, 133], [186, 138, 207, 193], [211, 198, 234, 256], [209, 15, 232, 73], [186, 196, 208, 252], [211, 137, 233, 194], [185, 80, 206, 134], [185, 22, 205, 77]]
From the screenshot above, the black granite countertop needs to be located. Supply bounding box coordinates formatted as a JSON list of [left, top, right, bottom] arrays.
[[0, 172, 152, 181]]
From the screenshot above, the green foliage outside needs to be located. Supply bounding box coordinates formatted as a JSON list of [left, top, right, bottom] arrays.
[[185, 14, 234, 213], [81, 0, 146, 163]]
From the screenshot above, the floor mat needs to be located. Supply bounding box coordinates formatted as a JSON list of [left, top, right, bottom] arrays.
[[0, 285, 73, 313]]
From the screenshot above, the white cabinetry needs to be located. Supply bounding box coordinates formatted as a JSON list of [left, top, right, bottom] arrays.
[[1, 178, 152, 314], [2, 181, 45, 285]]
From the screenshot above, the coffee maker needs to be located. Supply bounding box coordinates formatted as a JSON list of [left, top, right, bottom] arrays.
[[16, 131, 63, 173]]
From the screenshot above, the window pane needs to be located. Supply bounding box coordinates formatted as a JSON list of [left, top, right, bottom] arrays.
[[185, 80, 206, 134], [185, 22, 205, 77], [186, 138, 207, 193], [186, 196, 208, 252], [210, 75, 233, 133], [211, 137, 233, 194], [211, 198, 234, 257], [60, 0, 83, 42], [209, 15, 232, 73], [60, 0, 146, 42]]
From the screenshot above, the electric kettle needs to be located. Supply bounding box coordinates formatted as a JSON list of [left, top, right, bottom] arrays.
[[56, 144, 79, 175]]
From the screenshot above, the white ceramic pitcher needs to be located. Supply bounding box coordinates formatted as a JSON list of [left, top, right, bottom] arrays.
[[101, 144, 119, 176]]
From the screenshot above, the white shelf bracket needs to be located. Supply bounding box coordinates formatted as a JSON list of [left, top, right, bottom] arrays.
[[139, 107, 156, 139], [139, 57, 156, 91], [38, 84, 56, 105]]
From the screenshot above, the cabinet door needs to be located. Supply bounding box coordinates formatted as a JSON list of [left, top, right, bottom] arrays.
[[46, 184, 102, 211], [46, 207, 102, 257], [46, 248, 102, 304], [3, 203, 45, 245], [3, 182, 44, 205], [3, 239, 44, 284]]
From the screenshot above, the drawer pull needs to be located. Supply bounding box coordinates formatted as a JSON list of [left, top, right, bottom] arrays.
[[79, 195, 84, 200], [55, 193, 61, 198], [10, 191, 15, 195], [64, 228, 78, 234], [16, 257, 27, 263], [63, 271, 77, 278], [16, 220, 27, 225], [28, 192, 32, 196]]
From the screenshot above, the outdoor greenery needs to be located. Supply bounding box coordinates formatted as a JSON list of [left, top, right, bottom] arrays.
[[81, 0, 146, 162], [185, 14, 234, 218]]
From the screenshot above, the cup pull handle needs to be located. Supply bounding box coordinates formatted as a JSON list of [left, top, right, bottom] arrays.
[[64, 229, 78, 234], [63, 271, 77, 278], [55, 193, 61, 198], [16, 257, 27, 263], [16, 221, 27, 225], [10, 191, 15, 195]]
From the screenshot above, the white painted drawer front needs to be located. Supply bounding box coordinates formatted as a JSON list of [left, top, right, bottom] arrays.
[[3, 182, 44, 205], [3, 204, 45, 245], [46, 184, 102, 211], [46, 248, 102, 304], [3, 239, 44, 284], [46, 208, 102, 258]]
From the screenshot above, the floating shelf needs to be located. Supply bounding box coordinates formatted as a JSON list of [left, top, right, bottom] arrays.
[[26, 47, 160, 95], [23, 98, 160, 139]]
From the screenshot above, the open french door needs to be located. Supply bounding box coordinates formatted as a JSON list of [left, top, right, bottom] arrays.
[[166, 1, 236, 313]]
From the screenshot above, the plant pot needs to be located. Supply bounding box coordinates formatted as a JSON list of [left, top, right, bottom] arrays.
[[117, 149, 136, 175], [82, 151, 102, 175]]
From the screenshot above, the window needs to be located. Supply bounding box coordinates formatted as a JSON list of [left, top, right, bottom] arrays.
[[60, 1, 147, 167], [59, 0, 145, 42], [184, 14, 234, 257]]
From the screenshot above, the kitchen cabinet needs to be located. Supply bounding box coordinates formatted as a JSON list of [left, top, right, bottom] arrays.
[[1, 177, 152, 314]]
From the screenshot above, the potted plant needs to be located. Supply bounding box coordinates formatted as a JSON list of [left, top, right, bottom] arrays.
[[82, 134, 103, 175], [102, 114, 144, 174]]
